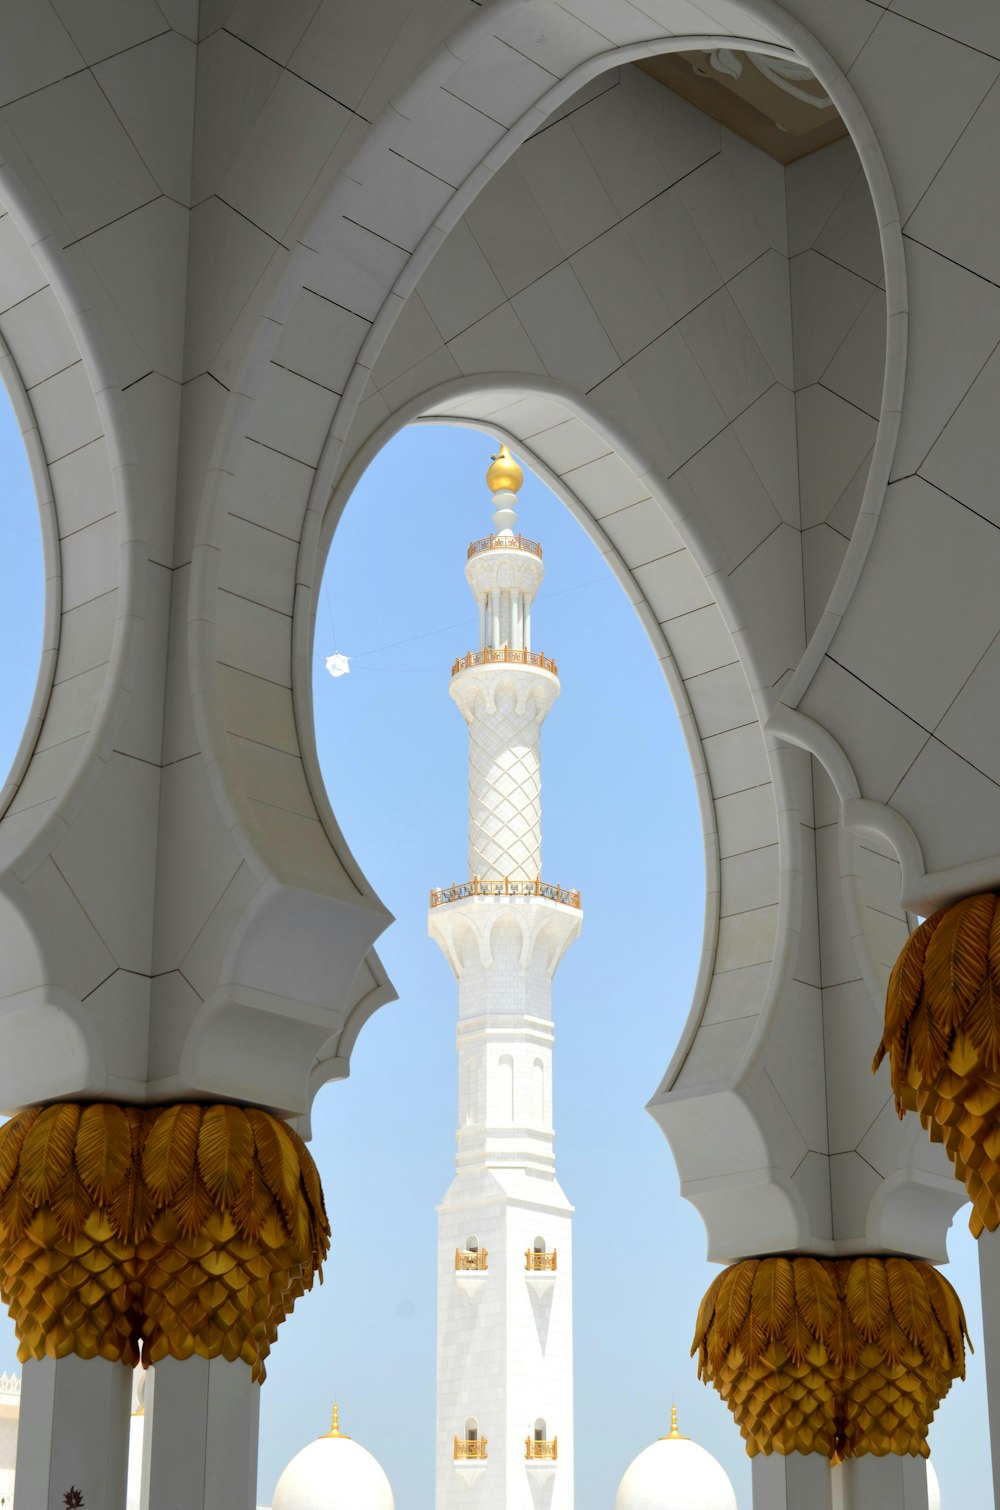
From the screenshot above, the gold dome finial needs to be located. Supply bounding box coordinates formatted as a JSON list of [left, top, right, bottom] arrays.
[[324, 1402, 351, 1440], [661, 1403, 686, 1441], [486, 445, 523, 496]]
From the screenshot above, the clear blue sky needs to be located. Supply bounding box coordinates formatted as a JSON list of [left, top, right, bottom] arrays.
[[0, 409, 989, 1506]]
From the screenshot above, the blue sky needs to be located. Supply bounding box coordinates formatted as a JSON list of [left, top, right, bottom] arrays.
[[0, 410, 990, 1506]]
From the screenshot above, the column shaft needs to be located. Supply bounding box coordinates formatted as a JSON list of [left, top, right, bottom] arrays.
[[830, 1456, 928, 1510], [980, 1227, 1000, 1505], [143, 1357, 259, 1510], [15, 1355, 132, 1508], [752, 1451, 830, 1509]]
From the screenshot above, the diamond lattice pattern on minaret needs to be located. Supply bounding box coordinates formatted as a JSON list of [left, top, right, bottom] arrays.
[[429, 446, 581, 1510], [466, 686, 543, 878]]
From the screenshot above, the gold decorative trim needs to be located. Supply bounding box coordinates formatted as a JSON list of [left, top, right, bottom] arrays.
[[0, 1103, 329, 1382], [468, 534, 542, 560], [455, 1246, 488, 1271], [873, 892, 1000, 1236], [692, 1255, 967, 1460], [452, 647, 557, 677], [454, 1436, 488, 1460], [430, 877, 580, 909]]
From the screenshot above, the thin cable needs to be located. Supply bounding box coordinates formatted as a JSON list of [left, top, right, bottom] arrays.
[[339, 574, 613, 664]]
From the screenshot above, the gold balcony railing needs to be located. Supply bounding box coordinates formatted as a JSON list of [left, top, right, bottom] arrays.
[[455, 1247, 488, 1271], [526, 1437, 558, 1461], [430, 878, 581, 910], [452, 647, 557, 677], [525, 1249, 557, 1272], [454, 1437, 488, 1460], [468, 533, 542, 560]]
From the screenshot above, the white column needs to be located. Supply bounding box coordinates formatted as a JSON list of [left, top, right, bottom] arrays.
[[15, 1354, 132, 1508], [512, 592, 522, 650], [753, 1452, 830, 1510], [478, 597, 487, 647], [980, 1227, 1000, 1505], [491, 594, 501, 647], [142, 1357, 259, 1510], [830, 1456, 928, 1510], [523, 601, 531, 649]]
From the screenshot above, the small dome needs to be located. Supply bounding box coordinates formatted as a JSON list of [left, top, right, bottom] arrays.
[[272, 1406, 394, 1510], [486, 445, 523, 496], [614, 1409, 737, 1510], [927, 1459, 941, 1510]]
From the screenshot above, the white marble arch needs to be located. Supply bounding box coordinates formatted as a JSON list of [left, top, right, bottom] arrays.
[[198, 0, 907, 932], [0, 0, 977, 1277], [0, 0, 933, 1192], [306, 371, 959, 1263], [0, 160, 155, 1107], [184, 8, 913, 1148]]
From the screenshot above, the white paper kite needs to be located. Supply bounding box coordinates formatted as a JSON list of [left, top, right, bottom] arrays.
[[325, 653, 351, 678]]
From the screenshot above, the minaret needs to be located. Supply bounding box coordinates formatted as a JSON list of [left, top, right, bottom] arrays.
[[430, 447, 581, 1510]]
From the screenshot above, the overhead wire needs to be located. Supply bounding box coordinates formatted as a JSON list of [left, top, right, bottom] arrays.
[[316, 573, 614, 671]]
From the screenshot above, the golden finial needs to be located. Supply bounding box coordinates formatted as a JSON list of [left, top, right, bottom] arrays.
[[323, 1402, 351, 1440], [661, 1403, 687, 1441], [486, 444, 523, 496]]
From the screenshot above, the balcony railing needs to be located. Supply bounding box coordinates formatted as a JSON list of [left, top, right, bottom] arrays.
[[468, 533, 542, 560], [526, 1249, 557, 1272], [454, 1437, 488, 1460], [430, 878, 581, 910], [452, 647, 557, 677], [526, 1437, 558, 1461], [455, 1247, 488, 1271]]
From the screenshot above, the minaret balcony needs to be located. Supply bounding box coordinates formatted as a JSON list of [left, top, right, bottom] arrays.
[[525, 1436, 558, 1462], [453, 1434, 488, 1484], [454, 1245, 488, 1296], [525, 1246, 557, 1296], [468, 532, 542, 560], [452, 646, 557, 677], [430, 877, 581, 909]]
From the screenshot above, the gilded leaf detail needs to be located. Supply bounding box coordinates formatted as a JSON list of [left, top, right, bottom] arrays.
[[75, 1104, 132, 1204], [693, 1254, 965, 1460], [0, 1101, 329, 1383], [20, 1105, 80, 1204], [142, 1105, 200, 1204]]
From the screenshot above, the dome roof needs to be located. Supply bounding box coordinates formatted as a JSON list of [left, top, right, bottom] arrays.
[[272, 1406, 394, 1510], [927, 1459, 941, 1510], [614, 1409, 737, 1510]]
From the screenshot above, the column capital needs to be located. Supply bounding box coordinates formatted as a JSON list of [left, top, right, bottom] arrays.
[[693, 1253, 967, 1461], [0, 1101, 329, 1381]]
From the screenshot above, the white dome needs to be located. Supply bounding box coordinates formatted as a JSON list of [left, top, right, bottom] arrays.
[[927, 1459, 941, 1510], [614, 1413, 736, 1510], [272, 1408, 394, 1510]]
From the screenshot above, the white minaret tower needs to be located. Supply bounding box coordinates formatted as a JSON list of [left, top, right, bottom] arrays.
[[430, 446, 581, 1510]]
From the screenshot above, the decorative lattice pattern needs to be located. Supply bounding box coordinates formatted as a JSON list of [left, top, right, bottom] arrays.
[[466, 684, 543, 878]]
